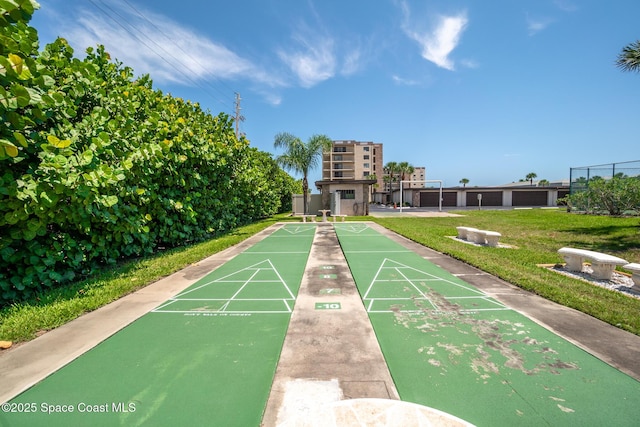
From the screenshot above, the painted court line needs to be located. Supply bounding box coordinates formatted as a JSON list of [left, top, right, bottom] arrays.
[[243, 251, 309, 254], [153, 257, 297, 315], [361, 257, 494, 314], [344, 250, 413, 253]]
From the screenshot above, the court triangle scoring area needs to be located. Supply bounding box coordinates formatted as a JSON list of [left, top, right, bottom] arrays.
[[363, 258, 508, 314], [153, 259, 296, 314], [333, 224, 370, 234], [279, 225, 317, 235]]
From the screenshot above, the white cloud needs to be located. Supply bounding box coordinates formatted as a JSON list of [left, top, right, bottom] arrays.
[[55, 1, 286, 103], [392, 75, 420, 86], [460, 59, 479, 69], [277, 20, 367, 87], [400, 2, 468, 71], [341, 47, 363, 77], [554, 0, 578, 13], [526, 15, 554, 36], [278, 30, 337, 88]]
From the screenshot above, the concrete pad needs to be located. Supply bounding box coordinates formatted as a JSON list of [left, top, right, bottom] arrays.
[[278, 398, 476, 427]]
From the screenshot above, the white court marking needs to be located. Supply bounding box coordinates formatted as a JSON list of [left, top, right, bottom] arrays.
[[363, 258, 509, 314], [333, 224, 371, 234], [152, 259, 297, 314]]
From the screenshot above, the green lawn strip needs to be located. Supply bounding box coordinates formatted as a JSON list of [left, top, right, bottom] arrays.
[[2, 224, 315, 426], [0, 215, 296, 343], [371, 210, 640, 335], [334, 225, 640, 426]]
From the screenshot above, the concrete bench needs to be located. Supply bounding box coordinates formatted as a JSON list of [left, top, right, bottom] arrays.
[[483, 231, 502, 247], [623, 263, 640, 288], [456, 227, 477, 240], [557, 247, 628, 280], [301, 215, 317, 223], [466, 229, 485, 244], [457, 227, 501, 247], [332, 215, 347, 222]]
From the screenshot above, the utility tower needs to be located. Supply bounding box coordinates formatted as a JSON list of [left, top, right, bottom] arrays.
[[234, 92, 245, 139]]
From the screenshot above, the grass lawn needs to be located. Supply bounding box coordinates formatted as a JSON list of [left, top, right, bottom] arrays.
[[371, 209, 640, 336], [0, 214, 298, 344]]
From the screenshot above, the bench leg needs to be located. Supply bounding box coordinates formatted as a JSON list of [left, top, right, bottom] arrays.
[[302, 216, 306, 223], [485, 237, 500, 247], [341, 216, 345, 222], [468, 231, 485, 244], [631, 273, 640, 288], [562, 255, 584, 272], [591, 262, 615, 280]]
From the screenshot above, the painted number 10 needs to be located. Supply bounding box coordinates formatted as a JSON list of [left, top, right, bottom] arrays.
[[315, 303, 341, 310]]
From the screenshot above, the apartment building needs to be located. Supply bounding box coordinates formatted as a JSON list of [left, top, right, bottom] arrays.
[[408, 167, 426, 188], [322, 140, 384, 190], [314, 140, 383, 216]]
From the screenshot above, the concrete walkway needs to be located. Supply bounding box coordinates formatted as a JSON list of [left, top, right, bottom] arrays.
[[1, 221, 639, 425], [262, 223, 399, 426]]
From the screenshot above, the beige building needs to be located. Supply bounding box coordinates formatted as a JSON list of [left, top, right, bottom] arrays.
[[409, 167, 426, 188], [315, 140, 383, 216], [322, 140, 384, 190]]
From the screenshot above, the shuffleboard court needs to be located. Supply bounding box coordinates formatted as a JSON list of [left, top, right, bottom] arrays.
[[334, 223, 640, 426], [2, 224, 315, 427]]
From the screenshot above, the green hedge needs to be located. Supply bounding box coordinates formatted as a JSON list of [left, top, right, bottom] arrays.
[[0, 1, 296, 304]]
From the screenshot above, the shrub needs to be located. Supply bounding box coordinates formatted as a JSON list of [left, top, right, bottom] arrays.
[[563, 177, 640, 215], [0, 2, 295, 304]]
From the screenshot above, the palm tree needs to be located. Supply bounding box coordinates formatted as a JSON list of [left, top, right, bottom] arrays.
[[367, 173, 379, 202], [526, 172, 537, 186], [616, 40, 640, 73], [274, 132, 332, 215], [384, 161, 399, 191], [459, 178, 469, 187], [397, 161, 415, 189]]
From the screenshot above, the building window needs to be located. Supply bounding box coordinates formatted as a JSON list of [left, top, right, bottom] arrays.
[[363, 155, 370, 160], [340, 190, 355, 199], [334, 171, 343, 178], [334, 147, 346, 153], [363, 163, 370, 169], [363, 146, 370, 152], [363, 171, 370, 177]]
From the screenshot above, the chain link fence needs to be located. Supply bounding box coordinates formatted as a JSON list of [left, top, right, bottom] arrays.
[[570, 160, 640, 194]]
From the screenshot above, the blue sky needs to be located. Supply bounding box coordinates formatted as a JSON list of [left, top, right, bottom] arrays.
[[31, 0, 640, 187]]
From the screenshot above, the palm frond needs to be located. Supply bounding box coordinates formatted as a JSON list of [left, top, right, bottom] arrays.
[[616, 40, 640, 73]]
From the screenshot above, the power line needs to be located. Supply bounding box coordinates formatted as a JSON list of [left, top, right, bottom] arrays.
[[120, 0, 237, 104], [86, 0, 234, 113]]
